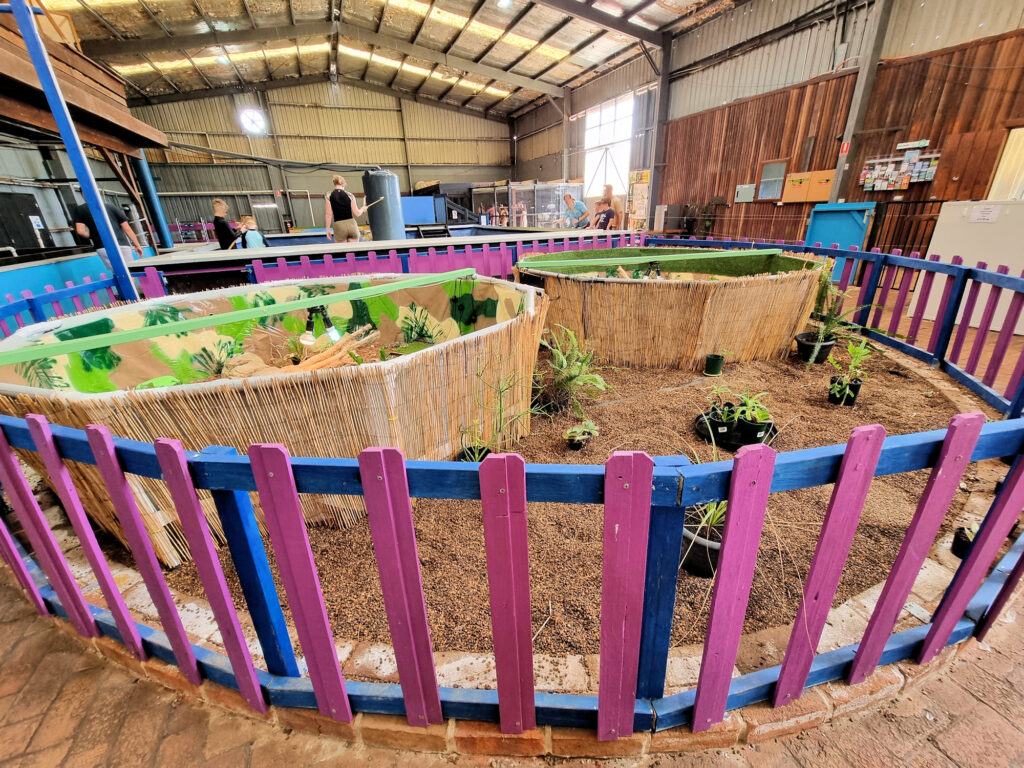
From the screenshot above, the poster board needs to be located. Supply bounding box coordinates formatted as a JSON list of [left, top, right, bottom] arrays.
[[628, 169, 650, 229]]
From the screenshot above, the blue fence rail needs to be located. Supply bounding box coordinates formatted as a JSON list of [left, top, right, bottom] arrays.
[[1, 411, 1023, 737]]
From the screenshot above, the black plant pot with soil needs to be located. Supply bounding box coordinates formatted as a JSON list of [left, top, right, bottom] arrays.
[[737, 417, 772, 444], [828, 377, 862, 406], [795, 332, 836, 364], [567, 436, 590, 451], [681, 525, 721, 578], [952, 527, 973, 559], [703, 404, 736, 439], [704, 354, 725, 376]]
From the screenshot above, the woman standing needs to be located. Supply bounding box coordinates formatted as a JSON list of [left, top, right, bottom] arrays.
[[325, 175, 365, 242]]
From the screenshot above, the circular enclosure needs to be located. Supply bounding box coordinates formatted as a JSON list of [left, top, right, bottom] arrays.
[[0, 274, 548, 566], [516, 247, 823, 370]]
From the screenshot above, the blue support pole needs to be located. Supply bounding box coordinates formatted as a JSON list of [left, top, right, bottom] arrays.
[[7, 0, 138, 301], [636, 505, 684, 699], [200, 445, 300, 677], [130, 151, 173, 250]]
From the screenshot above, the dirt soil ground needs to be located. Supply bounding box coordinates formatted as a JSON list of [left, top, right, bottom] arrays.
[[167, 348, 997, 656]]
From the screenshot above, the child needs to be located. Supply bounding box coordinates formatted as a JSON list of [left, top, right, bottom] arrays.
[[593, 198, 615, 230], [236, 215, 270, 249]]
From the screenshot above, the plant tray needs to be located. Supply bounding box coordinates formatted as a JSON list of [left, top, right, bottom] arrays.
[[694, 411, 777, 451]]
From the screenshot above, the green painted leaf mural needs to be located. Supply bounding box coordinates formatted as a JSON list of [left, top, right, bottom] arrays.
[[151, 345, 209, 384], [16, 357, 69, 390]]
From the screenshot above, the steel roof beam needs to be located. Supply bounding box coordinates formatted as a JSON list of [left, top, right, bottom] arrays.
[[83, 22, 564, 97], [527, 0, 663, 46]]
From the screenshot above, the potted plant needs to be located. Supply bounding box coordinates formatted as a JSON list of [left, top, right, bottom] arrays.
[[681, 500, 726, 578], [952, 523, 978, 559], [795, 270, 870, 365], [734, 391, 773, 444], [565, 420, 598, 450], [701, 386, 736, 439], [827, 340, 872, 406], [704, 348, 729, 377]]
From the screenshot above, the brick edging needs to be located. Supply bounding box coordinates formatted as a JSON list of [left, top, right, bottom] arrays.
[[72, 615, 965, 758]]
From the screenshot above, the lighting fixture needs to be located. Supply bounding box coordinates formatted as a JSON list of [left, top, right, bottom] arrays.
[[593, 0, 623, 16], [239, 107, 267, 135], [497, 0, 513, 8], [321, 307, 342, 343], [216, 54, 230, 65], [300, 306, 341, 346]]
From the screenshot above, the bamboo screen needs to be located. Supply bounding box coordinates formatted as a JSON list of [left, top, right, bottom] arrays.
[[0, 275, 548, 567], [517, 252, 822, 370]]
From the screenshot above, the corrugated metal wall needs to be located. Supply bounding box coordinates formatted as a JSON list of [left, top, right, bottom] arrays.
[[883, 0, 1024, 57], [668, 0, 871, 120], [131, 79, 512, 229]]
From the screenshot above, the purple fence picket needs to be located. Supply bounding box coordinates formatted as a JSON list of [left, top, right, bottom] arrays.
[[252, 260, 268, 282], [86, 425, 200, 683], [693, 443, 776, 732], [908, 254, 942, 345], [479, 453, 535, 734], [976, 542, 1024, 641], [138, 267, 167, 299], [848, 413, 985, 683], [870, 251, 900, 329], [597, 451, 654, 742], [887, 251, 920, 337], [950, 261, 987, 364], [983, 274, 1024, 387], [772, 425, 886, 704], [249, 443, 353, 721], [918, 453, 1024, 663], [927, 255, 964, 354], [26, 415, 144, 659], [155, 439, 267, 713], [357, 447, 443, 727], [0, 503, 47, 615], [64, 281, 85, 313], [43, 285, 62, 317], [965, 264, 1009, 375], [1005, 345, 1024, 399], [0, 428, 97, 637]]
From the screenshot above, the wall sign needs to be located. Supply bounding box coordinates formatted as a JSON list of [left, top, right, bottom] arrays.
[[969, 204, 1000, 223]]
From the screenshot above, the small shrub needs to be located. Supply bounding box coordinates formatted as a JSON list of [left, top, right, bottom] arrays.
[[538, 325, 609, 417]]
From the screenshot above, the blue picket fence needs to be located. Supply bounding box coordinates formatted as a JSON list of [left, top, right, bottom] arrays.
[[1, 411, 1023, 737]]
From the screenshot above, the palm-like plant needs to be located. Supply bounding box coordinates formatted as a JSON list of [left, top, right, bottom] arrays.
[[16, 357, 69, 390], [539, 325, 609, 417]]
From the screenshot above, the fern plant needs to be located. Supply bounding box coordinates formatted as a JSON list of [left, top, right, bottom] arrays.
[[538, 325, 609, 417], [401, 304, 437, 344], [191, 340, 237, 377]]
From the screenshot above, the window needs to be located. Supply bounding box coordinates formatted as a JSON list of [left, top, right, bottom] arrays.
[[757, 159, 787, 200], [989, 128, 1024, 200], [583, 94, 633, 198]]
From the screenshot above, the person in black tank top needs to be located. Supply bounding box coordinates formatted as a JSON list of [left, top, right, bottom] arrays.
[[325, 175, 365, 242]]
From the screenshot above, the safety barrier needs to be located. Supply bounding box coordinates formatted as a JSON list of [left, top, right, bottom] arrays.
[[1, 412, 1022, 738]]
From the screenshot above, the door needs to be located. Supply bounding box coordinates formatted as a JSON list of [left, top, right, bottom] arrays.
[[0, 192, 54, 250]]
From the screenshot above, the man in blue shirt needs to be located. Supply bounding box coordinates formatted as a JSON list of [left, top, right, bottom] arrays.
[[561, 194, 590, 228]]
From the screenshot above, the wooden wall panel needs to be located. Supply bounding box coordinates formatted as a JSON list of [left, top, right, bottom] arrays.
[[658, 28, 1024, 242], [660, 70, 856, 211], [846, 29, 1024, 201]]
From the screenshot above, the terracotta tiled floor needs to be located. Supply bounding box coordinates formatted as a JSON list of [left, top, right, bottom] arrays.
[[1, 571, 1023, 767]]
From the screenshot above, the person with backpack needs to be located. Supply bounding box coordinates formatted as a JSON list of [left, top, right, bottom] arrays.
[[236, 216, 270, 248]]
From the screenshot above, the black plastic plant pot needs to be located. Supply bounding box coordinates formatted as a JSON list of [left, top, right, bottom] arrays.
[[704, 354, 725, 377], [952, 527, 973, 559], [704, 404, 735, 439], [681, 527, 721, 578], [455, 447, 492, 462], [567, 436, 590, 451], [737, 418, 772, 444], [795, 332, 835, 364], [828, 377, 862, 406]]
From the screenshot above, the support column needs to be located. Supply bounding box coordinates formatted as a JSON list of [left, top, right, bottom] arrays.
[[829, 0, 895, 203], [646, 34, 672, 230], [130, 151, 174, 250], [8, 0, 138, 300], [561, 87, 571, 180]]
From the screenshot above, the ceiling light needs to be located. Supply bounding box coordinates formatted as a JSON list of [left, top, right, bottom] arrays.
[[239, 107, 267, 135], [497, 0, 513, 8], [593, 0, 623, 16], [628, 16, 658, 30], [216, 54, 230, 65]]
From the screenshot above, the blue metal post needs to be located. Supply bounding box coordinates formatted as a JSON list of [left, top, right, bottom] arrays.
[[854, 252, 885, 329], [201, 445, 300, 677], [130, 151, 173, 250], [7, 0, 138, 301]]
